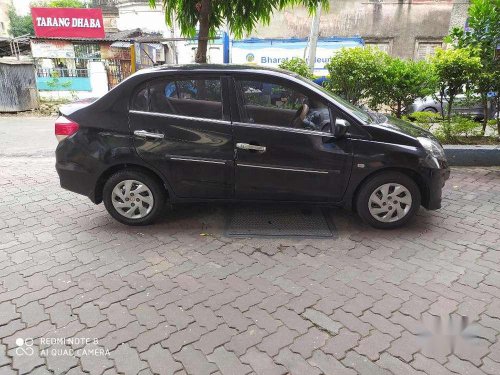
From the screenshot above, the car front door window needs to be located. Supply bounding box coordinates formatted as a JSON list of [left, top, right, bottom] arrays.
[[237, 79, 331, 132]]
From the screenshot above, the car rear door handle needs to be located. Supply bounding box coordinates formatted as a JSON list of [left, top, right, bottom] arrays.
[[134, 130, 165, 139], [236, 143, 266, 152]]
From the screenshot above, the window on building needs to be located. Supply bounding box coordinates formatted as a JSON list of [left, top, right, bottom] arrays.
[[148, 78, 223, 120], [415, 41, 442, 60], [365, 42, 392, 54]]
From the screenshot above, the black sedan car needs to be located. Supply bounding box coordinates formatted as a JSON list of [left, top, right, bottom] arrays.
[[55, 64, 450, 229]]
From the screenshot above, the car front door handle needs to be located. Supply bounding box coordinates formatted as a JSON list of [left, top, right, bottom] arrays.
[[236, 143, 266, 152], [134, 130, 165, 139]]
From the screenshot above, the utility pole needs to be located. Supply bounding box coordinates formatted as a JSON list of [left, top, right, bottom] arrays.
[[307, 2, 322, 72]]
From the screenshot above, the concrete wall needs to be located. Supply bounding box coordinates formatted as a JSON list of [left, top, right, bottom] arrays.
[[249, 0, 469, 59], [115, 0, 171, 36], [38, 61, 109, 101]]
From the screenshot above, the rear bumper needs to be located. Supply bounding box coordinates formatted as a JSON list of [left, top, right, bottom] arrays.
[[423, 163, 450, 210], [56, 160, 97, 203]]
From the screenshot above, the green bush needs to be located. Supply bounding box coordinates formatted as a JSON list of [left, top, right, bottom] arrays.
[[406, 111, 442, 124], [278, 58, 314, 80], [373, 58, 437, 118], [324, 47, 388, 106], [403, 111, 442, 131], [434, 116, 483, 142]]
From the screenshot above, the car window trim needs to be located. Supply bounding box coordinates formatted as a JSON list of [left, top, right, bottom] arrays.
[[129, 109, 232, 125], [232, 120, 333, 137]]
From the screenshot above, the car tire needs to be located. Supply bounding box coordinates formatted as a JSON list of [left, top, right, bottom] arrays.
[[423, 107, 438, 113], [103, 170, 166, 226], [356, 172, 421, 229]]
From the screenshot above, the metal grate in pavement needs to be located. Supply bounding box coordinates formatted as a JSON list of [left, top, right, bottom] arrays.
[[225, 205, 336, 238]]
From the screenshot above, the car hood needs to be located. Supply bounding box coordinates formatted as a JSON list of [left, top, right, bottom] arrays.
[[375, 115, 435, 139]]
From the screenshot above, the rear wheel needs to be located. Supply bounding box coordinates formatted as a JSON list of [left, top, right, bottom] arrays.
[[423, 107, 438, 113], [356, 172, 421, 229], [103, 170, 166, 225]]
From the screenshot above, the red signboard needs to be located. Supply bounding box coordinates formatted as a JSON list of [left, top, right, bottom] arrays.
[[31, 8, 105, 39]]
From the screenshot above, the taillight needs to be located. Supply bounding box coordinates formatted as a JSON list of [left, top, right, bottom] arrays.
[[55, 116, 79, 142]]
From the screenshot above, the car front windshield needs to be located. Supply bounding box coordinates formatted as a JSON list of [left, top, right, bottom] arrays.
[[296, 76, 373, 124]]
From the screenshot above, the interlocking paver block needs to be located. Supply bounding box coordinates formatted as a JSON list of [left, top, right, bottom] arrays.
[[309, 350, 357, 375], [0, 301, 19, 325], [208, 346, 252, 375], [355, 332, 393, 361], [275, 348, 321, 375], [258, 326, 299, 357], [376, 353, 425, 375], [241, 347, 286, 375], [112, 343, 148, 375], [216, 305, 252, 332], [195, 324, 236, 355], [246, 306, 281, 333], [161, 323, 206, 353], [80, 344, 114, 374], [341, 351, 391, 375], [1, 147, 500, 375], [302, 308, 342, 335], [387, 331, 421, 362], [290, 327, 328, 359], [225, 325, 267, 356], [274, 306, 311, 334], [174, 345, 217, 375], [140, 343, 183, 375], [322, 328, 360, 360]]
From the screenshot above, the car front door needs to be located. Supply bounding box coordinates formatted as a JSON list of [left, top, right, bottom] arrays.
[[230, 75, 352, 202], [129, 74, 234, 199]]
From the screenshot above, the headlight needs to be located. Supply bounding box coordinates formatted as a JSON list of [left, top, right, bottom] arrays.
[[417, 137, 446, 165]]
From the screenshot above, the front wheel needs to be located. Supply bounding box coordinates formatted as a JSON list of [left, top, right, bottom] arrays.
[[356, 172, 421, 229], [103, 170, 166, 226]]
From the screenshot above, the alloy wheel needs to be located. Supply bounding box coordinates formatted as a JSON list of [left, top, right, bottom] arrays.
[[368, 183, 412, 223], [111, 179, 154, 219]]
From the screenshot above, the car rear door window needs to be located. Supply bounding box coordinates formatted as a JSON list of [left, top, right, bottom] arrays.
[[131, 86, 148, 111], [149, 78, 223, 120]]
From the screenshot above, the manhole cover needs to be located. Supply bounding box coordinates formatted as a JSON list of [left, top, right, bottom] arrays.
[[225, 205, 336, 238]]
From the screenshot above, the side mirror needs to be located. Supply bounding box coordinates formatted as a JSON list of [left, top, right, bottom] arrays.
[[334, 118, 350, 138]]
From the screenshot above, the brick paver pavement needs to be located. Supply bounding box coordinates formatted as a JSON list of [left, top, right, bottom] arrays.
[[0, 152, 499, 374]]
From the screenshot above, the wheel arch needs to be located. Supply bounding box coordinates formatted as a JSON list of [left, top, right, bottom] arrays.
[[351, 167, 429, 212], [94, 163, 171, 204]]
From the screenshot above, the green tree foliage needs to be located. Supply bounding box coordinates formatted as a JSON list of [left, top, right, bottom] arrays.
[[8, 0, 85, 37], [278, 57, 314, 79], [431, 48, 482, 138], [324, 47, 388, 106], [149, 0, 328, 63], [374, 58, 437, 119], [8, 7, 34, 37], [447, 0, 500, 135], [44, 0, 85, 6]]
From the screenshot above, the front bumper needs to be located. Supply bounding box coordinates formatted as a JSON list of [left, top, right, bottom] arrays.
[[422, 161, 450, 210]]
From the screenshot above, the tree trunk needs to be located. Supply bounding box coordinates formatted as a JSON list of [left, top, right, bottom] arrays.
[[496, 96, 500, 137], [195, 0, 211, 63], [396, 101, 402, 119], [481, 95, 488, 135]]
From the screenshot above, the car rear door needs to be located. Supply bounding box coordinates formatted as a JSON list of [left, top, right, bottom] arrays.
[[229, 74, 352, 202], [129, 73, 234, 199]]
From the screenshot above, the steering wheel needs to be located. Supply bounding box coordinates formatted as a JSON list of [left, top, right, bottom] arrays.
[[290, 104, 309, 128]]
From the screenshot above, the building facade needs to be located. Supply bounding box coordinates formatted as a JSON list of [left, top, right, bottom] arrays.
[[0, 0, 12, 37], [249, 0, 470, 60]]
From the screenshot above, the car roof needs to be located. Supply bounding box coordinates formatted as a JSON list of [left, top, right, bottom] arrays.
[[137, 63, 300, 77]]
